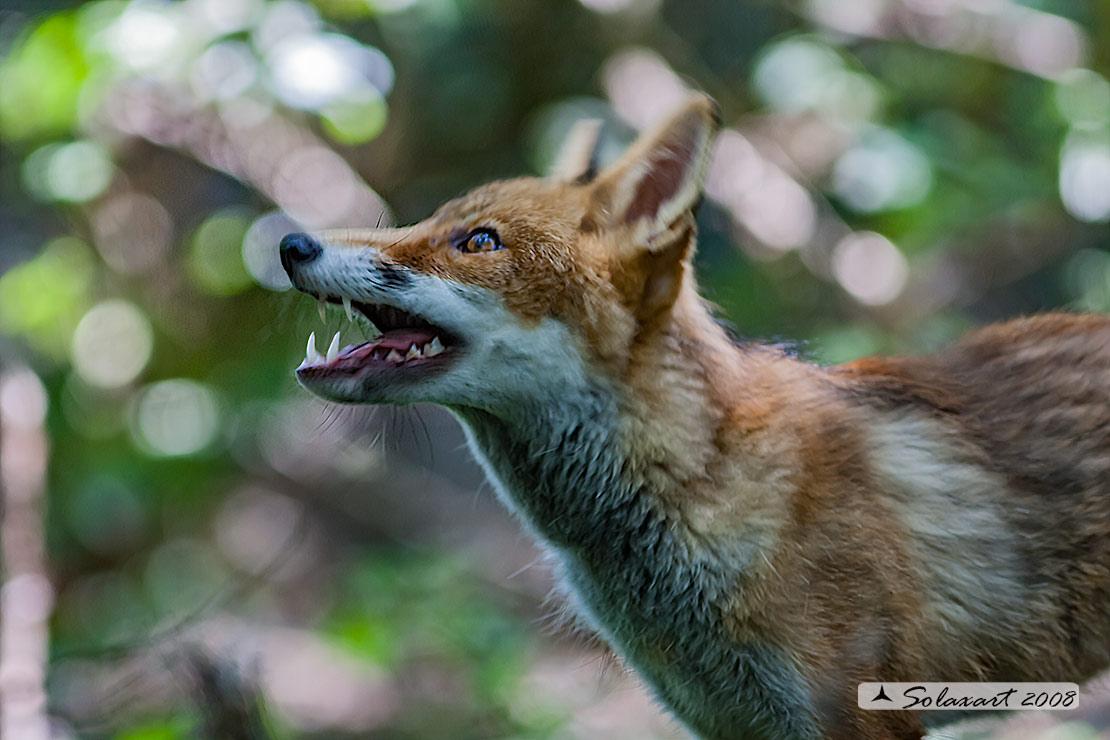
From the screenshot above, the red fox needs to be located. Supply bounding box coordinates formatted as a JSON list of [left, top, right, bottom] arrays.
[[279, 95, 1110, 740]]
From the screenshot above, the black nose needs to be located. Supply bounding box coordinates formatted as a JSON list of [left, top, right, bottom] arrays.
[[279, 232, 322, 274]]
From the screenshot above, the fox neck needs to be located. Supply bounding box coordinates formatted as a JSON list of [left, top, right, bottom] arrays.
[[452, 290, 785, 630], [455, 385, 740, 651], [451, 296, 815, 737]]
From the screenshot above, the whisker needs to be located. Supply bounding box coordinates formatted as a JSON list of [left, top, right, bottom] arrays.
[[315, 402, 344, 436]]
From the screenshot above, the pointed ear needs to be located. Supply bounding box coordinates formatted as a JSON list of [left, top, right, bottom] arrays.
[[549, 118, 604, 183], [591, 94, 719, 250]]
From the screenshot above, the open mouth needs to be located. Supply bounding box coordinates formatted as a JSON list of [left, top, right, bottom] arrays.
[[297, 295, 458, 379]]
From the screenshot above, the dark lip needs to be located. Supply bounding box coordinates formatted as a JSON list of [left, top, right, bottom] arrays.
[[296, 346, 456, 380]]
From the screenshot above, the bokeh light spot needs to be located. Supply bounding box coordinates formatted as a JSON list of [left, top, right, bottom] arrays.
[[266, 33, 393, 110], [0, 14, 85, 142], [191, 40, 259, 102], [92, 191, 173, 274], [24, 141, 114, 203], [602, 48, 689, 130], [752, 38, 842, 113], [832, 232, 909, 306], [0, 237, 94, 357], [707, 131, 816, 253], [707, 130, 765, 202], [71, 299, 154, 389], [739, 171, 816, 252], [253, 1, 321, 53], [243, 211, 298, 290], [833, 128, 932, 213], [999, 9, 1085, 79], [751, 36, 880, 130], [321, 86, 388, 145], [188, 209, 255, 295], [105, 2, 185, 71], [819, 69, 882, 129], [131, 379, 221, 457], [188, 0, 262, 35], [272, 146, 361, 226], [804, 0, 883, 37], [1060, 136, 1110, 223], [1055, 69, 1110, 129]]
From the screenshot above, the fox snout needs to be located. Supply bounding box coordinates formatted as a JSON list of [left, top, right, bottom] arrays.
[[278, 232, 323, 275]]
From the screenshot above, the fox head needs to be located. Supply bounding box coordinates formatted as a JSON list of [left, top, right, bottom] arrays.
[[281, 95, 720, 412]]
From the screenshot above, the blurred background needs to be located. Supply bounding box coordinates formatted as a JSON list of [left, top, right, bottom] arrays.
[[0, 0, 1108, 738]]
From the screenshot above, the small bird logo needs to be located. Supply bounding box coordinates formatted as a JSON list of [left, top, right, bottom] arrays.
[[872, 686, 893, 703]]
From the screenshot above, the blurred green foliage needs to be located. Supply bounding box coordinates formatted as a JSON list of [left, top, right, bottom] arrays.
[[0, 0, 1108, 738]]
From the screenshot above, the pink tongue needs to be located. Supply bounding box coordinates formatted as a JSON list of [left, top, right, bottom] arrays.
[[339, 329, 439, 358]]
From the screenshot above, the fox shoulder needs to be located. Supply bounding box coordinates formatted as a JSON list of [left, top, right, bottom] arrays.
[[830, 312, 1110, 494], [832, 313, 1110, 408]]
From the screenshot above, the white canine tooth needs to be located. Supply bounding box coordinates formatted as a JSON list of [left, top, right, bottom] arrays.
[[326, 331, 341, 362], [306, 331, 323, 364], [426, 336, 444, 356], [318, 299, 327, 323], [343, 296, 354, 322], [405, 344, 421, 360], [386, 349, 404, 363]]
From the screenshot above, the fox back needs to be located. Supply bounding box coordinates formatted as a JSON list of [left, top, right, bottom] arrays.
[[279, 95, 1110, 740]]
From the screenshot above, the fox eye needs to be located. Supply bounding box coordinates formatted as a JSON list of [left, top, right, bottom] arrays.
[[455, 228, 502, 254]]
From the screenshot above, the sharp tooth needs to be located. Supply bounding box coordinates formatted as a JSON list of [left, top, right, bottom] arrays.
[[343, 296, 354, 322], [326, 331, 341, 362], [318, 299, 327, 323], [426, 336, 444, 356], [386, 349, 404, 363], [306, 331, 323, 364], [405, 344, 421, 360]]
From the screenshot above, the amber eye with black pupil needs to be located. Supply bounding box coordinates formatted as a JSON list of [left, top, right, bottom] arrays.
[[455, 228, 502, 254]]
